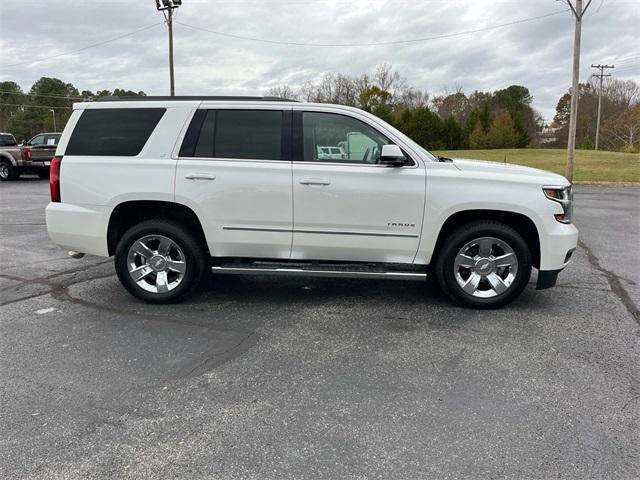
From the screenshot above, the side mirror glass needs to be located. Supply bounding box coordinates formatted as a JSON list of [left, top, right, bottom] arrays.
[[379, 144, 407, 167]]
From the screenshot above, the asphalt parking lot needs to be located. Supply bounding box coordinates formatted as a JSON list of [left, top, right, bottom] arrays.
[[1, 179, 638, 479]]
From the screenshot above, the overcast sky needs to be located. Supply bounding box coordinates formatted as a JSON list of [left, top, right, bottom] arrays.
[[1, 0, 638, 121]]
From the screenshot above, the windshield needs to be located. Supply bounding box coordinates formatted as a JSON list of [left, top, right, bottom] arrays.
[[0, 134, 17, 147]]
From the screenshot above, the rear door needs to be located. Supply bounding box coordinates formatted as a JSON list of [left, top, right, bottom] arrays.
[[175, 105, 293, 259]]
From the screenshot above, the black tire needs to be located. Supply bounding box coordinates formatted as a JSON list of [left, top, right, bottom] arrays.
[[434, 221, 532, 309], [0, 162, 18, 181], [37, 169, 50, 179], [114, 219, 207, 303]]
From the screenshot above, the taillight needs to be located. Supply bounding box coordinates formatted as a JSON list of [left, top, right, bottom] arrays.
[[21, 146, 31, 162], [50, 156, 62, 202]]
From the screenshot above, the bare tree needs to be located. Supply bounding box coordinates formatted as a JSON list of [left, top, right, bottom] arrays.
[[265, 85, 299, 100], [395, 88, 429, 111]]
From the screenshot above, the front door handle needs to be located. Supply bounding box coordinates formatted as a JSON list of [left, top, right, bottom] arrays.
[[299, 178, 331, 186], [185, 173, 216, 181]]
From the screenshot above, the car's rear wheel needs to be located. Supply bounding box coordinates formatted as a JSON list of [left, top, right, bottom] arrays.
[[114, 220, 207, 303], [435, 221, 532, 308], [0, 162, 18, 181]]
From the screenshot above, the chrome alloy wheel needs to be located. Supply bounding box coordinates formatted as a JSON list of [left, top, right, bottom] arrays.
[[453, 236, 518, 298], [126, 234, 187, 294], [0, 164, 9, 179]]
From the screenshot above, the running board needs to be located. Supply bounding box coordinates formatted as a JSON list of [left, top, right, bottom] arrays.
[[211, 265, 427, 281]]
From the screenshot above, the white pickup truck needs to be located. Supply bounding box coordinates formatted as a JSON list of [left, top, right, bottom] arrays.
[[45, 96, 578, 308]]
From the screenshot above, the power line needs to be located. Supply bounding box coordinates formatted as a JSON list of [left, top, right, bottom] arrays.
[[0, 103, 72, 110], [0, 23, 162, 69], [176, 9, 569, 47], [0, 90, 87, 100]]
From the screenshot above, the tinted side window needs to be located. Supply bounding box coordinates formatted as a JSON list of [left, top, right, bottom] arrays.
[[65, 108, 166, 156], [44, 134, 60, 146], [194, 110, 216, 158], [302, 112, 391, 164], [215, 110, 282, 160], [29, 135, 44, 146], [0, 134, 17, 147]]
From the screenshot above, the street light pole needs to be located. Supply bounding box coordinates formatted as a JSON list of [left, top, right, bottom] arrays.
[[155, 1, 182, 97], [50, 109, 56, 132], [168, 7, 175, 97]]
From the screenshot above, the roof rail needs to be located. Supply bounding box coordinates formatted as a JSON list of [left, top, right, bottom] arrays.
[[95, 95, 298, 102]]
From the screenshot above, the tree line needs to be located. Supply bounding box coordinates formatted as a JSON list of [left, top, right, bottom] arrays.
[[551, 76, 639, 153], [0, 77, 145, 142], [1, 66, 638, 152], [268, 64, 544, 151], [270, 63, 639, 153]]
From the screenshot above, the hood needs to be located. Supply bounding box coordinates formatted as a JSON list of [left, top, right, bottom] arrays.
[[451, 158, 570, 186]]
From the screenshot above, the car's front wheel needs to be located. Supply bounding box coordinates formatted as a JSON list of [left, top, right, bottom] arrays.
[[435, 221, 532, 308], [114, 220, 207, 303]]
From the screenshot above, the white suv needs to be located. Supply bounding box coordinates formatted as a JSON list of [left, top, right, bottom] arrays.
[[45, 96, 578, 308]]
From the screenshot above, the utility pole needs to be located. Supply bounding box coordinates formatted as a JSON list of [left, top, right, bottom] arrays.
[[563, 0, 593, 182], [591, 63, 614, 150], [155, 1, 182, 96], [50, 109, 56, 132]]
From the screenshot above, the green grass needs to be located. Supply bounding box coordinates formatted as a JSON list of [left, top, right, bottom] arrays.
[[432, 148, 640, 183]]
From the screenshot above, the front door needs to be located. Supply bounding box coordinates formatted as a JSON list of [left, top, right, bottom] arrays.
[[291, 110, 425, 263], [175, 107, 293, 259]]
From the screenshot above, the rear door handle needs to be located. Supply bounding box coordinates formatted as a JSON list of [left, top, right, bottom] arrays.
[[185, 173, 216, 181], [299, 178, 331, 186]]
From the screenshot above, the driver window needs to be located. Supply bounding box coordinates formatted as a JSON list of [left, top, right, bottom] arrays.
[[302, 112, 391, 164], [29, 135, 44, 146]]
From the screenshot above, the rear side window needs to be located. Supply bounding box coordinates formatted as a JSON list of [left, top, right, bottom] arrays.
[[44, 134, 60, 146], [65, 108, 165, 156], [180, 109, 284, 160], [0, 134, 17, 147]]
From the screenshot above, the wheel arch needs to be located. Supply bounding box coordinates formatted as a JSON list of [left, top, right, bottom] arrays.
[[0, 151, 18, 167], [107, 200, 208, 256], [431, 209, 541, 269]]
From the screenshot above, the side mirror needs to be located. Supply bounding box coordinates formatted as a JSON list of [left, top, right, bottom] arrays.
[[379, 144, 407, 167]]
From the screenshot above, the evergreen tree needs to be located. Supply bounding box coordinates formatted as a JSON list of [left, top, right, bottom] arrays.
[[469, 120, 489, 149], [486, 111, 519, 148]]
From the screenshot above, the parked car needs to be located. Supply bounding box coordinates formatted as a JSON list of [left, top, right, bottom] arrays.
[[45, 96, 578, 308], [21, 132, 61, 178], [0, 132, 59, 180], [0, 133, 22, 180], [317, 146, 346, 160]]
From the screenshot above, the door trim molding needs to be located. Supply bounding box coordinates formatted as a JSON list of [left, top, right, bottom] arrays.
[[223, 225, 418, 238]]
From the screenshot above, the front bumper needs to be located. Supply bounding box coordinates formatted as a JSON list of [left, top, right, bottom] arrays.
[[539, 222, 579, 271]]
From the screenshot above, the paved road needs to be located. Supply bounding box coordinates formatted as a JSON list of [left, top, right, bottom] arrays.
[[1, 178, 638, 479]]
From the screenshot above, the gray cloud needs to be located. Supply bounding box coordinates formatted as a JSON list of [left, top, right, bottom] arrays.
[[1, 0, 638, 121]]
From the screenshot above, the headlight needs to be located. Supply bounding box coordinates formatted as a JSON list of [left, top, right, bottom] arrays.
[[543, 186, 573, 224]]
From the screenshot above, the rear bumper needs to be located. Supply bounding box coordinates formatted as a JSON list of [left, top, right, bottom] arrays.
[[45, 202, 111, 256], [20, 160, 50, 168]]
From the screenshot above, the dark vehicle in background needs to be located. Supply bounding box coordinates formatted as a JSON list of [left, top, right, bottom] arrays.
[[0, 132, 60, 180], [0, 133, 23, 181], [21, 133, 61, 178]]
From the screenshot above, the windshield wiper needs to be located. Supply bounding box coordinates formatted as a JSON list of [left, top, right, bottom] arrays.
[[436, 155, 453, 162]]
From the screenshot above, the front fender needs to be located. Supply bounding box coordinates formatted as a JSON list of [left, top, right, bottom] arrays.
[[417, 172, 562, 265]]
